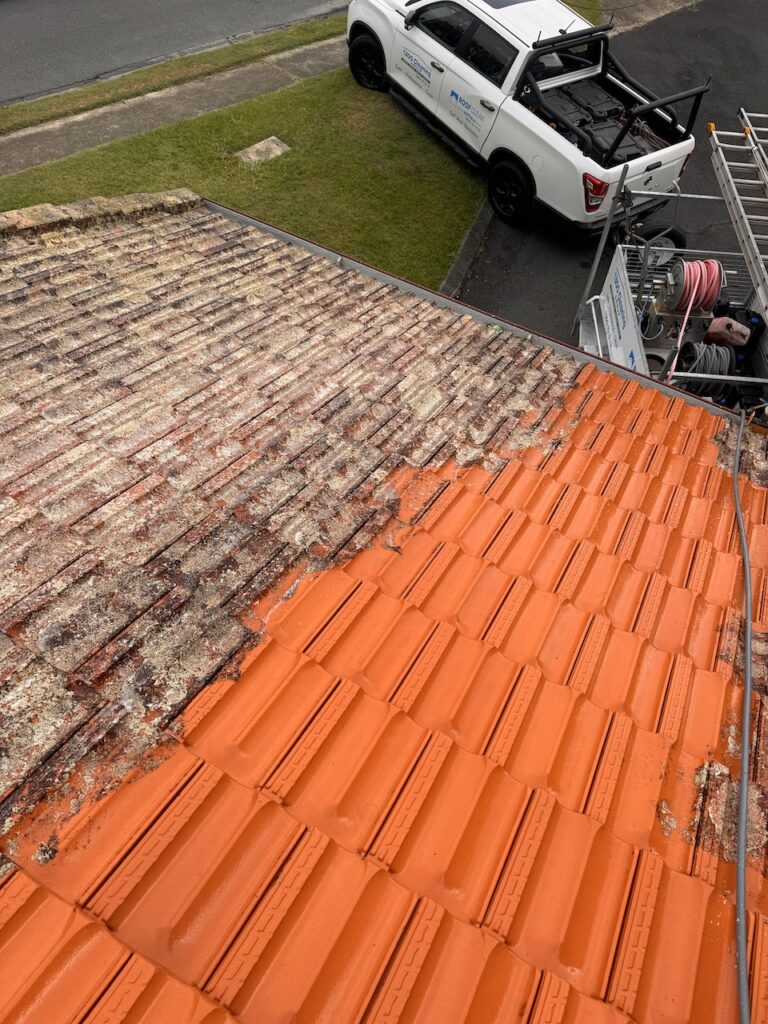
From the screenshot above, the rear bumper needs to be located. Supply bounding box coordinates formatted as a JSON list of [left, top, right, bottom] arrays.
[[570, 189, 673, 233]]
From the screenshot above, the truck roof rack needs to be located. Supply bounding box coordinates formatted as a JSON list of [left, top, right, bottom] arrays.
[[531, 19, 613, 50]]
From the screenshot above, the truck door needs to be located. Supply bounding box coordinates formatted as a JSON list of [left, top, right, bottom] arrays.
[[438, 19, 518, 151], [391, 2, 474, 114]]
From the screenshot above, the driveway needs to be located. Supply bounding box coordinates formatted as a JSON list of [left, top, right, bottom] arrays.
[[457, 0, 768, 342], [0, 0, 344, 103]]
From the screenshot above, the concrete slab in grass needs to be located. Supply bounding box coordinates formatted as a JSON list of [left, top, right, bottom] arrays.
[[236, 135, 291, 165], [0, 36, 345, 176]]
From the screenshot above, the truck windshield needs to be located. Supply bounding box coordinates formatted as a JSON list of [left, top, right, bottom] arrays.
[[530, 39, 602, 83]]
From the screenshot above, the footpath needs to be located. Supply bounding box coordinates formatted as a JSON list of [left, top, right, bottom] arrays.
[[0, 36, 347, 178]]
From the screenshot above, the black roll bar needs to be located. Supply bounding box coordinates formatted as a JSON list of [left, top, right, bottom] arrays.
[[605, 52, 680, 126], [602, 83, 710, 165], [531, 21, 613, 50]]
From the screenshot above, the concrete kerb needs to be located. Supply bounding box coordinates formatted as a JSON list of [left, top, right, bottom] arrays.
[[439, 200, 493, 297]]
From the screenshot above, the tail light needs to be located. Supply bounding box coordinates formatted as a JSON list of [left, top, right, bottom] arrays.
[[583, 173, 610, 213]]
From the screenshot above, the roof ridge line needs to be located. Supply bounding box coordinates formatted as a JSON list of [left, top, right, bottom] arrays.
[[0, 188, 201, 238]]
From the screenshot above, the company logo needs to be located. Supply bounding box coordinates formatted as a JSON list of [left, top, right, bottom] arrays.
[[611, 271, 628, 330], [449, 89, 484, 123], [401, 48, 431, 81]]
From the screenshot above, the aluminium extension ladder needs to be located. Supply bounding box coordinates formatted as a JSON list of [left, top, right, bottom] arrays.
[[709, 110, 768, 324]]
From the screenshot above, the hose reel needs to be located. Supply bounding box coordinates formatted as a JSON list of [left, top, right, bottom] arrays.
[[677, 340, 735, 395], [661, 257, 724, 314]]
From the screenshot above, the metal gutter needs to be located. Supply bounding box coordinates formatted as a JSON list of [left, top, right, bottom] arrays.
[[731, 409, 754, 1024], [203, 197, 739, 423]]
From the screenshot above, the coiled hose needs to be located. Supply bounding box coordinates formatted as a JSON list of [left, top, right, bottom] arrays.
[[663, 259, 724, 382], [676, 341, 734, 395]]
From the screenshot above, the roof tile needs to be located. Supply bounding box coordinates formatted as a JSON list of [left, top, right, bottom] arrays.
[[2, 192, 765, 1021]]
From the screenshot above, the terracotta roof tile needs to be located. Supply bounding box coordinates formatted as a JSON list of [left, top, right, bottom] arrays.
[[0, 867, 235, 1024], [1, 191, 766, 1020]]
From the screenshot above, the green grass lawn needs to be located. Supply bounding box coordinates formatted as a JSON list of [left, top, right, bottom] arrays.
[[568, 0, 605, 24], [0, 69, 485, 290], [0, 13, 347, 137]]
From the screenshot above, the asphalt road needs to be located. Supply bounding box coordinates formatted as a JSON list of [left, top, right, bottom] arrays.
[[458, 0, 768, 343], [0, 0, 345, 104]]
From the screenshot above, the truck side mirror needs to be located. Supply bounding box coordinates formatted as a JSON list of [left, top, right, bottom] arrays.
[[404, 11, 417, 28]]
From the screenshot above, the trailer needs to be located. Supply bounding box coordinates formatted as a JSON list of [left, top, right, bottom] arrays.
[[576, 108, 768, 419]]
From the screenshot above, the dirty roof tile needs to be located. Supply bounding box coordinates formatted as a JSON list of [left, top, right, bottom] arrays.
[[0, 552, 171, 673], [0, 635, 101, 802]]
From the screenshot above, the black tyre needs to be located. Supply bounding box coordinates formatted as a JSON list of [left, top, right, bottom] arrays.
[[487, 159, 535, 225], [349, 34, 388, 91], [632, 223, 688, 249], [646, 353, 666, 377]]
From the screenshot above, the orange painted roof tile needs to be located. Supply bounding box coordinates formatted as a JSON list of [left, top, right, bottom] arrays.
[[2, 192, 768, 1021]]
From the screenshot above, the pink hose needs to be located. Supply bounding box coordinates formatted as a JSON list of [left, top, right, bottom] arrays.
[[664, 259, 724, 381]]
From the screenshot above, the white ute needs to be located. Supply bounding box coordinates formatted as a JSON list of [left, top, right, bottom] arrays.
[[346, 0, 708, 226]]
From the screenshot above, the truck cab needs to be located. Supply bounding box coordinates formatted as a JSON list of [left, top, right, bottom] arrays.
[[347, 0, 707, 225]]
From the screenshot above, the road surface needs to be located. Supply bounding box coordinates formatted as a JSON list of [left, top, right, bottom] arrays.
[[0, 0, 344, 104]]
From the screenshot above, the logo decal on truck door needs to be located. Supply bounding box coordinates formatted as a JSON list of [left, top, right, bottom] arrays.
[[400, 48, 432, 87], [448, 89, 485, 137]]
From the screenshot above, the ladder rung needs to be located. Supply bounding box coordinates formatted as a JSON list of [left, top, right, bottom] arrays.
[[713, 113, 768, 321]]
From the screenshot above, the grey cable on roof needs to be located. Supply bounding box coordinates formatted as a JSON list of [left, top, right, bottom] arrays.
[[732, 408, 753, 1023]]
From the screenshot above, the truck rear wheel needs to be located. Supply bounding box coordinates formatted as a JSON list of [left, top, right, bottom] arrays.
[[488, 160, 534, 226], [349, 34, 388, 91]]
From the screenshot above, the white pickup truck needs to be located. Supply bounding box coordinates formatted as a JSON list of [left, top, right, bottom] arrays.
[[346, 0, 708, 226]]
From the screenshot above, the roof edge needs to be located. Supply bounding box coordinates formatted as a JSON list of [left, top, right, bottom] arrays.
[[203, 197, 739, 424], [0, 188, 201, 238]]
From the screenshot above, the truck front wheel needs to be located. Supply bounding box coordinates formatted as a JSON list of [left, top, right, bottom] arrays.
[[488, 160, 534, 226], [349, 34, 388, 91]]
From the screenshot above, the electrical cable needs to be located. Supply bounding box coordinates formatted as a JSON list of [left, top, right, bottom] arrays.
[[732, 408, 753, 1024], [663, 258, 724, 382], [636, 303, 664, 341]]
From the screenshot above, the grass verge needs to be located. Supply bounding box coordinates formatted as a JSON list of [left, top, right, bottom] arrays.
[[0, 12, 347, 138], [0, 69, 485, 290], [571, 0, 604, 24]]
